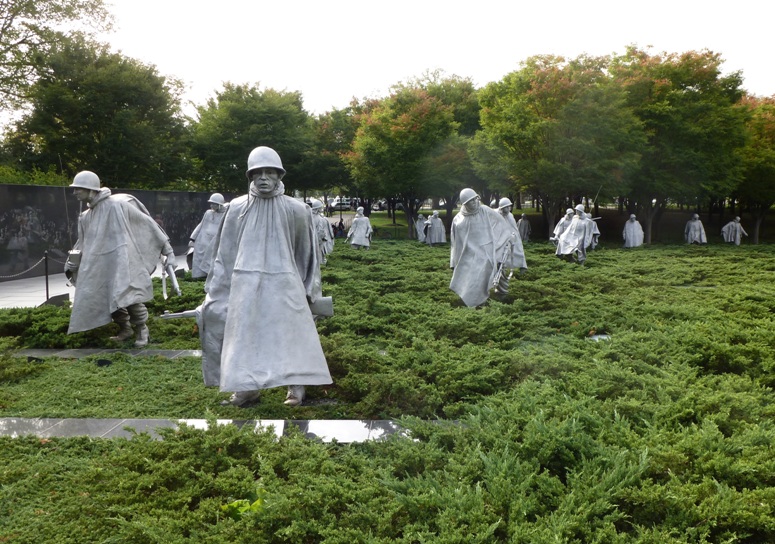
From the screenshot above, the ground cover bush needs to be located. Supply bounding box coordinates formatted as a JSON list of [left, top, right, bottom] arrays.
[[1, 238, 774, 541]]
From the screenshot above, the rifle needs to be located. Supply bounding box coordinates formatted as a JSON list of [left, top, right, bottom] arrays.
[[160, 309, 199, 319], [492, 241, 512, 289], [161, 260, 181, 299]]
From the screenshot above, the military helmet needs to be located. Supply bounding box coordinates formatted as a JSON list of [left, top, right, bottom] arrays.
[[208, 193, 225, 205], [459, 188, 479, 205], [246, 146, 285, 179], [575, 204, 586, 213], [309, 198, 324, 210], [70, 171, 101, 191], [498, 197, 513, 209]]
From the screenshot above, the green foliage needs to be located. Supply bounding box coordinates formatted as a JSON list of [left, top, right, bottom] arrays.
[[3, 35, 189, 188], [189, 83, 314, 193], [1, 240, 775, 540]]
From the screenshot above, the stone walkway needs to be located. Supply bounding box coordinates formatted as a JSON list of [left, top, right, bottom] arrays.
[[3, 348, 403, 444]]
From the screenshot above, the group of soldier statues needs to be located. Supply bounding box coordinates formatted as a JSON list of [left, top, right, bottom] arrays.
[[63, 146, 752, 408]]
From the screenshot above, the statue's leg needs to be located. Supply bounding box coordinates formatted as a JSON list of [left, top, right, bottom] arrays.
[[110, 308, 134, 341], [127, 303, 149, 347]]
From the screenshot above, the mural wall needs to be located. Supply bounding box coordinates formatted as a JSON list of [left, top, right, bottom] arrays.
[[0, 185, 237, 282]]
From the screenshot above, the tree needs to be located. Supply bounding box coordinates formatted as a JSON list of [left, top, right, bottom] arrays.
[[478, 54, 644, 233], [2, 36, 189, 188], [344, 87, 458, 236], [189, 83, 314, 193], [295, 104, 360, 203], [737, 95, 775, 244], [422, 134, 483, 233], [0, 0, 112, 109], [609, 47, 748, 243]]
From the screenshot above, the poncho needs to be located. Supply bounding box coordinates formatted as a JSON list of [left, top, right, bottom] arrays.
[[415, 215, 426, 242], [721, 220, 747, 245], [68, 189, 170, 334], [347, 214, 373, 247], [190, 207, 226, 278], [556, 215, 590, 261], [450, 205, 524, 307], [517, 217, 531, 242], [425, 215, 447, 245], [623, 219, 644, 248], [314, 213, 335, 261], [685, 218, 707, 244], [200, 181, 331, 392]]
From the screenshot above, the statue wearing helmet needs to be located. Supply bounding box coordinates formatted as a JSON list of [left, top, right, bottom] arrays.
[[189, 193, 230, 278], [449, 188, 527, 307], [517, 213, 532, 243], [65, 171, 176, 347], [310, 198, 335, 264], [424, 210, 447, 246], [497, 198, 518, 231], [550, 208, 576, 245], [347, 206, 373, 249], [685, 213, 707, 244], [199, 146, 332, 408], [555, 204, 592, 264]]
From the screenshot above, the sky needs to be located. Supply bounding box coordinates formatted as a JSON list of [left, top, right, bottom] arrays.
[[98, 0, 771, 118]]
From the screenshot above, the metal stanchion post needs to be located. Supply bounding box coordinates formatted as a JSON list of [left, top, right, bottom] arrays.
[[44, 250, 49, 301]]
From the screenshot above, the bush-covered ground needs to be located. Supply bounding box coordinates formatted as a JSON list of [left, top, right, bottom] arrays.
[[1, 236, 774, 542]]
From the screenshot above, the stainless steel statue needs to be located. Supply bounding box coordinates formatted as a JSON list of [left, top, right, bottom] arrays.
[[517, 213, 531, 243], [685, 213, 707, 244], [199, 146, 332, 407], [550, 208, 575, 245], [721, 216, 747, 245], [622, 214, 644, 248], [555, 204, 591, 264], [65, 171, 176, 347], [310, 198, 335, 264], [424, 210, 446, 246], [347, 206, 373, 249], [450, 188, 526, 307], [188, 193, 228, 278]]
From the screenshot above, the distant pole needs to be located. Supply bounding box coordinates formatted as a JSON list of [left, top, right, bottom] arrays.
[[44, 250, 50, 301]]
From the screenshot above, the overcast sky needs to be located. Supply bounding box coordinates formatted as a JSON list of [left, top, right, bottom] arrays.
[[100, 0, 773, 117]]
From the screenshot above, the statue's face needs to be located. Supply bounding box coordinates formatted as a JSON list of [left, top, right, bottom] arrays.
[[73, 188, 93, 203], [250, 168, 282, 194], [463, 197, 480, 214]]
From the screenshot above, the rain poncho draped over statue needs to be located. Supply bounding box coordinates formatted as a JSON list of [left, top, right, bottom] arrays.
[[685, 214, 707, 244], [721, 217, 747, 245], [67, 189, 171, 334], [450, 200, 525, 307], [200, 181, 331, 392], [622, 215, 644, 248], [190, 206, 227, 278]]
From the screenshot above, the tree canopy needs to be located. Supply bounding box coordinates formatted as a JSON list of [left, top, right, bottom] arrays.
[[0, 0, 112, 108], [2, 35, 188, 188], [189, 83, 314, 193]]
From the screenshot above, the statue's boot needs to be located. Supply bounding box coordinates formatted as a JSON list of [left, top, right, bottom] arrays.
[[134, 325, 149, 348], [110, 321, 134, 342], [284, 385, 306, 406], [220, 391, 261, 407]]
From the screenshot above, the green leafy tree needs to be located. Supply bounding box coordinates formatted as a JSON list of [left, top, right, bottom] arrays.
[[296, 104, 360, 203], [2, 35, 188, 188], [478, 54, 644, 233], [737, 95, 775, 244], [344, 87, 458, 236], [0, 0, 112, 109], [189, 83, 314, 193], [609, 47, 747, 243]]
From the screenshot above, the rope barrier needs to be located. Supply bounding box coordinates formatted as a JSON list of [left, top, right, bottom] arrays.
[[0, 256, 46, 279]]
